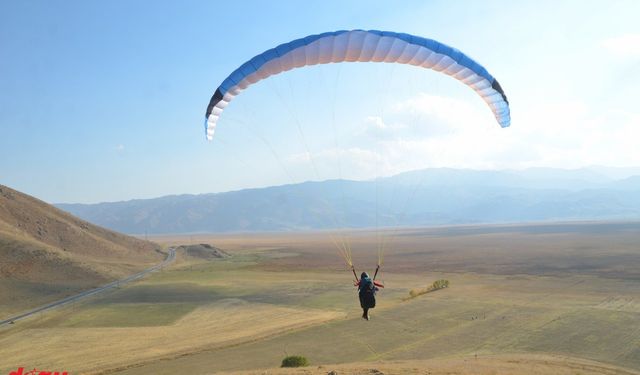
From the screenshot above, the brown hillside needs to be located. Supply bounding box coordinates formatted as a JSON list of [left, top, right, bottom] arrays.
[[0, 184, 163, 316]]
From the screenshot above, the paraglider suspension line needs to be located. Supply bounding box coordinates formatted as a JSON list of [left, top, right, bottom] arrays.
[[373, 264, 380, 281], [351, 266, 359, 283]]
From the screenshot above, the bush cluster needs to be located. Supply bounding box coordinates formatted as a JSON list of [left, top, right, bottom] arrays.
[[432, 279, 449, 289], [281, 355, 309, 368], [408, 279, 450, 298]]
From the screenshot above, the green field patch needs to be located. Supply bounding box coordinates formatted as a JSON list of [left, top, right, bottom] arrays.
[[0, 279, 88, 317], [60, 303, 198, 327], [146, 253, 278, 285], [96, 283, 224, 304], [298, 290, 356, 310], [234, 277, 367, 308], [146, 266, 240, 285], [295, 284, 410, 310]]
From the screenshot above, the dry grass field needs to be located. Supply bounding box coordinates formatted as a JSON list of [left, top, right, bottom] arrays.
[[1, 221, 639, 374], [0, 184, 163, 317], [221, 354, 640, 375], [0, 299, 341, 373]]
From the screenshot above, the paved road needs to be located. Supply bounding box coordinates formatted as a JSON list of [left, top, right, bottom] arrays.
[[0, 247, 176, 327]]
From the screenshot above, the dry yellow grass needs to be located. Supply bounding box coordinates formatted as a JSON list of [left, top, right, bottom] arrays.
[[0, 299, 343, 374], [220, 354, 640, 375], [4, 223, 640, 375]]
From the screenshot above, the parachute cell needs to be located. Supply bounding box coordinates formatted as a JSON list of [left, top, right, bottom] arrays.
[[205, 30, 510, 140]]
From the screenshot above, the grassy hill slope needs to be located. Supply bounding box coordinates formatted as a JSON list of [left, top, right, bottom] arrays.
[[0, 184, 163, 316]]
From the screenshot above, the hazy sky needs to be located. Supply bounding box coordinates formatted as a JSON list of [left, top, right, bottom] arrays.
[[1, 1, 639, 203]]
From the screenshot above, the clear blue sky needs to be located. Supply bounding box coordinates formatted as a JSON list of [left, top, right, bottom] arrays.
[[1, 1, 638, 203]]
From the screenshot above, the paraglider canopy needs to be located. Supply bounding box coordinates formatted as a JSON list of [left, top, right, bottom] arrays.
[[204, 29, 510, 140]]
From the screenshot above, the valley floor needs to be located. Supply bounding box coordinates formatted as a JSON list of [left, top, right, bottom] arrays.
[[221, 354, 640, 375], [1, 222, 640, 374]]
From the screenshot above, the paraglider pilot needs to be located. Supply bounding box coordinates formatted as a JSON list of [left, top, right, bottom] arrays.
[[355, 271, 384, 320]]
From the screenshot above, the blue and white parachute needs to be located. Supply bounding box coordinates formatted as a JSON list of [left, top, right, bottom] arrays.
[[205, 30, 510, 140]]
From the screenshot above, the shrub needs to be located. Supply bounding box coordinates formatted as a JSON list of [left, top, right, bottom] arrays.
[[281, 355, 309, 368], [432, 279, 449, 290], [407, 280, 450, 300]]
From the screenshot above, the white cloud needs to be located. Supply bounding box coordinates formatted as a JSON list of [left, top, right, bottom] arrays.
[[396, 93, 498, 138], [511, 100, 640, 169], [602, 34, 640, 58], [356, 94, 494, 143], [115, 144, 125, 152], [285, 91, 640, 180], [364, 116, 386, 130], [389, 94, 640, 170], [360, 115, 409, 139], [392, 93, 492, 130]]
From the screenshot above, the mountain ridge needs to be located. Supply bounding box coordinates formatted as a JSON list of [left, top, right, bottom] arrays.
[[55, 167, 640, 235]]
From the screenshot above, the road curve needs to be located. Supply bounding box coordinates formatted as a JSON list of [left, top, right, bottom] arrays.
[[0, 247, 176, 327]]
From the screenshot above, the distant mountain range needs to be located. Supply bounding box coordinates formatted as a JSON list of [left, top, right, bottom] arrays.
[[56, 168, 640, 234]]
